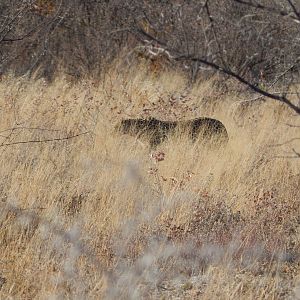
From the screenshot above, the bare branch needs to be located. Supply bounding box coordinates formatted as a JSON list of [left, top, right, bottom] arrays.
[[286, 0, 300, 21], [181, 56, 300, 114], [134, 25, 300, 114], [203, 0, 227, 68], [233, 0, 300, 22], [285, 123, 300, 128], [0, 127, 62, 135], [292, 147, 300, 157], [0, 131, 91, 147], [270, 137, 300, 147]]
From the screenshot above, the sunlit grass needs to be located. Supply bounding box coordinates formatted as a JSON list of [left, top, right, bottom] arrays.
[[0, 67, 299, 299]]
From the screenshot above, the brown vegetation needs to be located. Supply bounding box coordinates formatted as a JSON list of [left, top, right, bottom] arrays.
[[1, 0, 300, 85], [0, 1, 299, 299], [0, 66, 299, 298]]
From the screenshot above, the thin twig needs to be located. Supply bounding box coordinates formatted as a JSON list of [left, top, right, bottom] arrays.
[[236, 95, 266, 105], [285, 123, 300, 128], [270, 137, 300, 147], [0, 131, 90, 147], [233, 0, 300, 23], [273, 155, 300, 159], [292, 148, 300, 157], [0, 126, 62, 135], [287, 0, 300, 20]]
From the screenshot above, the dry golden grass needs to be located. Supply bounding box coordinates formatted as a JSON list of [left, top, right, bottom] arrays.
[[0, 66, 299, 299]]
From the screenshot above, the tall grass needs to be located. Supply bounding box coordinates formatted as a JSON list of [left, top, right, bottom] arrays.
[[0, 66, 299, 299]]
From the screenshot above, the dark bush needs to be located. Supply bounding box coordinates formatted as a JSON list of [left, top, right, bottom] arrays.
[[0, 0, 299, 84]]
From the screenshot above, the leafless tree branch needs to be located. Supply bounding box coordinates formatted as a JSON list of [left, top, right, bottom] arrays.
[[270, 137, 300, 147], [0, 131, 91, 147], [233, 0, 300, 22], [134, 26, 300, 115]]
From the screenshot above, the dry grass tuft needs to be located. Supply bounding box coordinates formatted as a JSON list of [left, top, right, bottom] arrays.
[[0, 68, 299, 299]]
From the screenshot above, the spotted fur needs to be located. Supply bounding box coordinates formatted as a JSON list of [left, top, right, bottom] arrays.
[[117, 117, 228, 147]]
